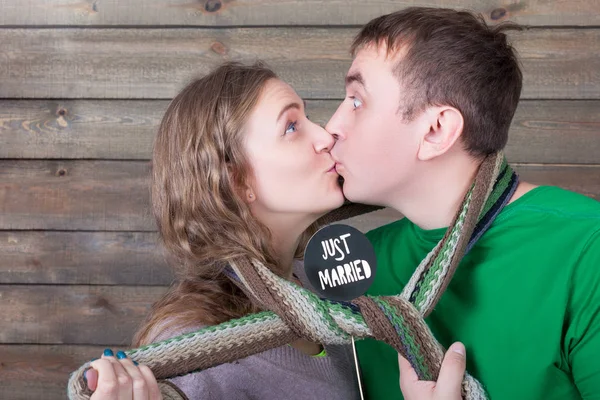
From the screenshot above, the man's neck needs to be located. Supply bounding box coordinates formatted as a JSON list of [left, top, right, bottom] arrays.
[[389, 155, 481, 231]]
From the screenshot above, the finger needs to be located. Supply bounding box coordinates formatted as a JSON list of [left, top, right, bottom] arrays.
[[89, 359, 119, 399], [117, 353, 149, 399], [138, 364, 162, 400], [85, 368, 99, 391], [435, 342, 467, 398], [103, 352, 133, 400], [398, 353, 420, 394]]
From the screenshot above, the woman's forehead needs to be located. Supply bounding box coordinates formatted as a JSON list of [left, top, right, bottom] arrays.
[[247, 79, 304, 126], [260, 79, 302, 106]]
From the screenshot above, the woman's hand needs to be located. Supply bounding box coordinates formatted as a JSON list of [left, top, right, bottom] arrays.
[[398, 342, 467, 400], [84, 349, 162, 399]]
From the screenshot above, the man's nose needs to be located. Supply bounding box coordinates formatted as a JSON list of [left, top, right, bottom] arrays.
[[325, 104, 346, 141]]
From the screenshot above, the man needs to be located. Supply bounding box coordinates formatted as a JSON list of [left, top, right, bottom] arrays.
[[327, 7, 600, 400]]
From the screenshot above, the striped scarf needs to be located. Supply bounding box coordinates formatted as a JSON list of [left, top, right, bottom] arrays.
[[68, 152, 518, 400]]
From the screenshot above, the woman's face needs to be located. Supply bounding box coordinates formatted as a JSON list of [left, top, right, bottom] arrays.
[[243, 79, 344, 222]]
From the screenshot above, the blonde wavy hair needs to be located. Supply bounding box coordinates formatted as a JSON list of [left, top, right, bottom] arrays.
[[134, 62, 318, 346]]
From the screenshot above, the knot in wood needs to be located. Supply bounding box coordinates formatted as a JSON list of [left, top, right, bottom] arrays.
[[205, 0, 222, 13], [490, 8, 507, 21], [211, 41, 227, 55]]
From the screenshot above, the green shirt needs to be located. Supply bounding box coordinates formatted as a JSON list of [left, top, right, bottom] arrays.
[[357, 186, 600, 400]]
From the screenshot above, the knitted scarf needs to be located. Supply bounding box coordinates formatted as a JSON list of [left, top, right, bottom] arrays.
[[68, 152, 518, 400]]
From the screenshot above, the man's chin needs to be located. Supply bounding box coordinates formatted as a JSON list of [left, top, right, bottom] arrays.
[[342, 188, 366, 205], [342, 187, 380, 207]]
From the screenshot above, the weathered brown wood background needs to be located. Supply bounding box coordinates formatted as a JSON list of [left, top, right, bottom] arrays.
[[1, 1, 599, 398]]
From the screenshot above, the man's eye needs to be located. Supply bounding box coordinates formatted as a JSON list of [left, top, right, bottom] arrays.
[[352, 97, 362, 109], [285, 121, 297, 134]]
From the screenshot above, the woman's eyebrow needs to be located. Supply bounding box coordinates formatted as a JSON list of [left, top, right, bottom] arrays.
[[277, 102, 302, 122]]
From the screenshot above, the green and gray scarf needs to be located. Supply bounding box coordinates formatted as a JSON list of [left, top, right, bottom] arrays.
[[68, 151, 518, 400]]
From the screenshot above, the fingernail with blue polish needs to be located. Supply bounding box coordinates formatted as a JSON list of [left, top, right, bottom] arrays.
[[103, 348, 114, 357], [116, 351, 127, 359], [133, 361, 139, 366], [83, 369, 88, 383]]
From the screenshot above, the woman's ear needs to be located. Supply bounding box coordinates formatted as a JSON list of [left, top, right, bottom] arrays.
[[417, 107, 464, 161], [245, 188, 256, 203], [226, 162, 256, 204]]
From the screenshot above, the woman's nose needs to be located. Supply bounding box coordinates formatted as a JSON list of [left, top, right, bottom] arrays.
[[313, 125, 336, 153]]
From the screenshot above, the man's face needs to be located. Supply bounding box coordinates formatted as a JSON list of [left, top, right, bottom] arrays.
[[327, 44, 426, 206]]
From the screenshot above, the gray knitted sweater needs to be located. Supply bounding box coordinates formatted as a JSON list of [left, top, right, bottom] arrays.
[[153, 263, 361, 400]]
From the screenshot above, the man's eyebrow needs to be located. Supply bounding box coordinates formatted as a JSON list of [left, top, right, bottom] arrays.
[[345, 72, 365, 88], [277, 102, 302, 122]]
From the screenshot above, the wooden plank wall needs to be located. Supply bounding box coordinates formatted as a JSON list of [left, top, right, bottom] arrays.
[[1, 1, 599, 398]]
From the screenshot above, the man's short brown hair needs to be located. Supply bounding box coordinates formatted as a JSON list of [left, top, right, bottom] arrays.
[[352, 7, 523, 157]]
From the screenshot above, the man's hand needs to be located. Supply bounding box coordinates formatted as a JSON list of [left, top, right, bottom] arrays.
[[398, 342, 467, 400]]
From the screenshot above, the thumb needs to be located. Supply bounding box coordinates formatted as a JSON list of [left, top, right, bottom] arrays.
[[398, 353, 425, 399], [398, 353, 420, 388], [435, 342, 466, 397], [84, 368, 99, 391]]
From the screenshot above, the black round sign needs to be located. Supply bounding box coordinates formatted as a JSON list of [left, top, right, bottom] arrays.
[[304, 224, 377, 301]]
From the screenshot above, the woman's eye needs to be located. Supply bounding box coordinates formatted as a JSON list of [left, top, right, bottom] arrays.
[[352, 97, 363, 109], [285, 121, 297, 135]]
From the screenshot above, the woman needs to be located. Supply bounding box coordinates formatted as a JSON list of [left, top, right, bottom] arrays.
[[83, 62, 465, 400], [85, 61, 356, 399]]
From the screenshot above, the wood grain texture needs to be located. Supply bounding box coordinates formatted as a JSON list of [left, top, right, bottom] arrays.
[[504, 100, 600, 165], [2, 99, 599, 164], [0, 231, 172, 285], [0, 2, 597, 395], [0, 28, 598, 99], [514, 164, 600, 200], [0, 207, 401, 285], [0, 344, 104, 400], [0, 100, 163, 159], [0, 160, 153, 231], [1, 160, 599, 231], [0, 285, 167, 345], [1, 0, 598, 27]]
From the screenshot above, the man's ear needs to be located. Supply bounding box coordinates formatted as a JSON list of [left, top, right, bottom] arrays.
[[417, 107, 464, 161]]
